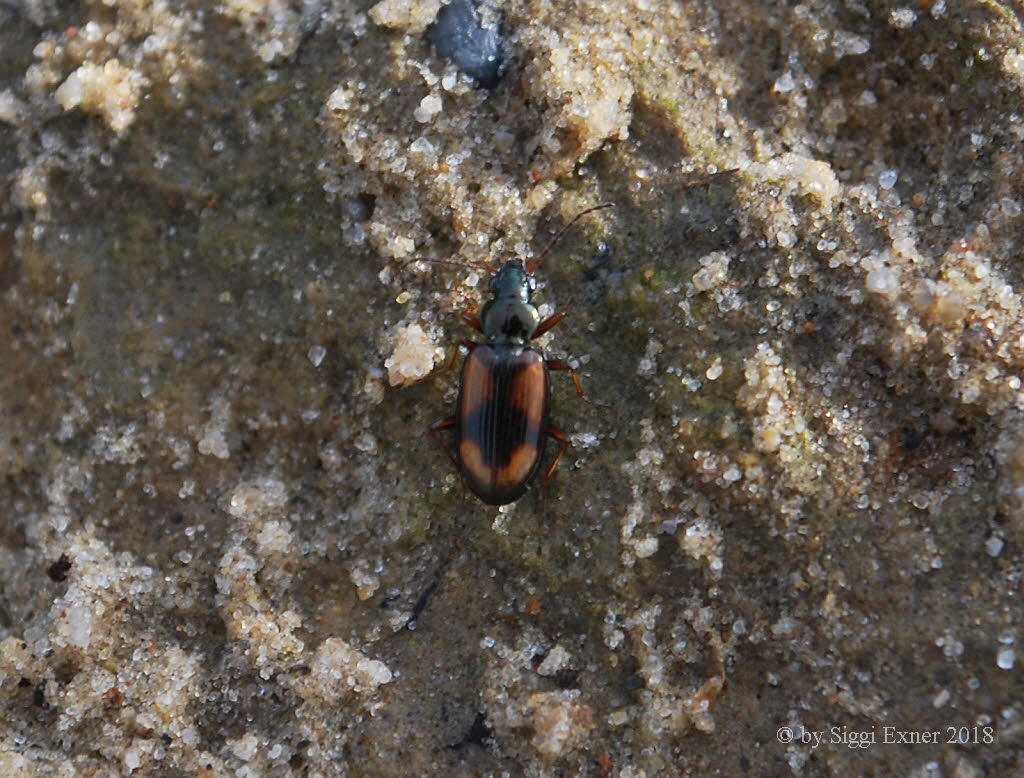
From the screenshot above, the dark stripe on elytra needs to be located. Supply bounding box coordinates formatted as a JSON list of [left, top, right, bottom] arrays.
[[463, 403, 543, 469], [461, 358, 545, 469]]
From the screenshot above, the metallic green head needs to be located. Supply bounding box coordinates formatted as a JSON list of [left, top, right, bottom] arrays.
[[482, 259, 540, 344]]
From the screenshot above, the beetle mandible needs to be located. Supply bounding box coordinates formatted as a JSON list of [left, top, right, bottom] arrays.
[[428, 203, 612, 505]]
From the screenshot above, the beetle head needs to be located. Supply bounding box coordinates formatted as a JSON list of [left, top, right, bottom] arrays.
[[489, 259, 534, 302]]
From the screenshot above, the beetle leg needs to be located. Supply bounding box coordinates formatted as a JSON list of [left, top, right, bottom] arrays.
[[428, 417, 471, 501], [676, 167, 740, 193], [428, 416, 459, 471], [546, 359, 610, 408], [461, 310, 484, 333], [532, 298, 575, 339], [542, 423, 570, 481]]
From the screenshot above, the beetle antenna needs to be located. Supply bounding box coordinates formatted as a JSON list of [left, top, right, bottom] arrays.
[[401, 256, 494, 274], [527, 202, 614, 273]]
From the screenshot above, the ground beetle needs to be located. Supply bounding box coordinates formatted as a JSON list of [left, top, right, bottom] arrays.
[[428, 204, 612, 505]]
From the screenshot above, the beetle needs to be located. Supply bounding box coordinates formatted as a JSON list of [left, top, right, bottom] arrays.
[[427, 203, 612, 505]]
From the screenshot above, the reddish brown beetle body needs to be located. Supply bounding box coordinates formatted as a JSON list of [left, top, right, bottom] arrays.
[[428, 204, 612, 505], [456, 344, 550, 505]]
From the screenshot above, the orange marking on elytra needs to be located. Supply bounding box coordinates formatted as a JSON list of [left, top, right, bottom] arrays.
[[459, 439, 487, 482], [497, 443, 540, 490], [509, 356, 546, 422], [459, 349, 495, 417]]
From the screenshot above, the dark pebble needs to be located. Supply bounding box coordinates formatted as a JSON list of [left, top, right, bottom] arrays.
[[429, 0, 505, 89], [46, 552, 72, 582]]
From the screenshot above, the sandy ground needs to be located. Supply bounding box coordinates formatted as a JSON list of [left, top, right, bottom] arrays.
[[2, 0, 1024, 775]]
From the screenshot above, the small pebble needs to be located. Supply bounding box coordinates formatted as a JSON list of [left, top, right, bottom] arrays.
[[889, 8, 917, 28], [705, 358, 723, 380], [773, 72, 795, 93], [996, 647, 1015, 670], [429, 0, 504, 88], [865, 266, 900, 299], [776, 230, 797, 248], [308, 344, 327, 367], [984, 536, 1004, 557]]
